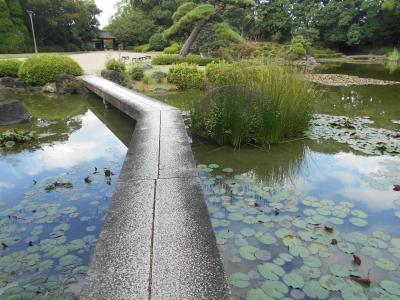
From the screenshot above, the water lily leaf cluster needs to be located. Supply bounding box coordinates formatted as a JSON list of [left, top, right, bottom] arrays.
[[0, 160, 123, 298], [198, 164, 400, 300], [306, 114, 400, 155], [0, 128, 34, 149]]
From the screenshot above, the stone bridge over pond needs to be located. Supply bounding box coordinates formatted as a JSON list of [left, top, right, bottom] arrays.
[[80, 75, 229, 300]]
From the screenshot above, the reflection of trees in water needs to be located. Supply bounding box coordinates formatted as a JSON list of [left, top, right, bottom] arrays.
[[193, 139, 309, 186], [0, 93, 88, 154], [85, 97, 135, 147], [315, 85, 400, 129]]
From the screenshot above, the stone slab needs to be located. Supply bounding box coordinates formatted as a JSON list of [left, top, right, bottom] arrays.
[[80, 179, 155, 300], [81, 76, 230, 300], [152, 177, 229, 300]]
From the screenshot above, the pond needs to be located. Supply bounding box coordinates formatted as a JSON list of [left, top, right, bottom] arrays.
[[153, 63, 400, 300], [0, 91, 134, 298]]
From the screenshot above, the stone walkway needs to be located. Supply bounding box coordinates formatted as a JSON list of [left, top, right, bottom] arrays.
[[80, 75, 229, 300]]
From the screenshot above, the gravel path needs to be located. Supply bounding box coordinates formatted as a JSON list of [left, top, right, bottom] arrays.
[[68, 51, 152, 75]]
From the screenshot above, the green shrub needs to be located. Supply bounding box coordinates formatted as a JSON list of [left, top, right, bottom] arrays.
[[0, 59, 22, 77], [129, 44, 150, 52], [82, 44, 96, 51], [288, 35, 309, 60], [105, 59, 126, 72], [19, 55, 83, 86], [152, 54, 219, 66], [167, 63, 205, 90], [164, 43, 181, 54], [309, 47, 342, 58], [149, 33, 169, 51], [129, 65, 145, 80], [37, 45, 65, 53], [191, 62, 316, 147], [388, 48, 400, 62], [206, 61, 233, 86], [288, 44, 306, 60], [65, 43, 80, 52]]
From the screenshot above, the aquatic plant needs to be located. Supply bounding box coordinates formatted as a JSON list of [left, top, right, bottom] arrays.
[[190, 61, 316, 147], [307, 114, 400, 155], [0, 128, 33, 148], [197, 163, 400, 300]]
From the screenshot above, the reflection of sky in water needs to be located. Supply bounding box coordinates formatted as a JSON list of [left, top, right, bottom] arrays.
[[292, 152, 399, 212], [0, 110, 127, 190], [0, 109, 128, 298]]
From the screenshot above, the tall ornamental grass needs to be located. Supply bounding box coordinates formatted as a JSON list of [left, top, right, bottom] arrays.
[[190, 61, 316, 147]]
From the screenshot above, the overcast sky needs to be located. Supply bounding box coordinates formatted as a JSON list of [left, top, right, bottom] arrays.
[[95, 0, 118, 28]]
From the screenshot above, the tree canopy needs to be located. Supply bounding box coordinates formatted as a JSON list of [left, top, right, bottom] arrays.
[[109, 0, 400, 55], [0, 0, 101, 53]]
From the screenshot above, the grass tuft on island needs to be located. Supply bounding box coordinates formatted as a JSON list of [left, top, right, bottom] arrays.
[[190, 61, 316, 147]]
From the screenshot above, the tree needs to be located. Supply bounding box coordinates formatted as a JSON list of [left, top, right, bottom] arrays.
[[108, 8, 157, 46], [256, 0, 292, 42], [164, 0, 254, 57], [19, 0, 101, 50], [0, 0, 27, 53]]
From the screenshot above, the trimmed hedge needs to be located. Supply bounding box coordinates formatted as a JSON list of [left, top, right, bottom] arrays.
[[0, 59, 23, 77], [167, 63, 205, 90], [19, 55, 83, 86], [152, 54, 220, 66]]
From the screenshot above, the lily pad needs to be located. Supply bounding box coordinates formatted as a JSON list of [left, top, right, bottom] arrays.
[[375, 257, 398, 271], [239, 245, 259, 260], [258, 263, 285, 280], [256, 232, 277, 245], [261, 280, 289, 298], [303, 256, 322, 268], [329, 264, 350, 277], [229, 272, 250, 288], [240, 227, 256, 237], [338, 242, 356, 254], [246, 288, 273, 300], [303, 280, 329, 299], [380, 280, 400, 296], [282, 272, 304, 288], [349, 218, 368, 227], [319, 274, 345, 291], [361, 246, 382, 258], [289, 245, 310, 257], [341, 286, 368, 300]]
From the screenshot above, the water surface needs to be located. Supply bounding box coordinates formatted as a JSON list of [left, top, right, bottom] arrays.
[[153, 63, 400, 300], [0, 91, 134, 298]]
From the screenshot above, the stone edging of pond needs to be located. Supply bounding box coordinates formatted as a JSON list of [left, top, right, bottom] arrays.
[[80, 75, 230, 299], [304, 73, 400, 86]]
